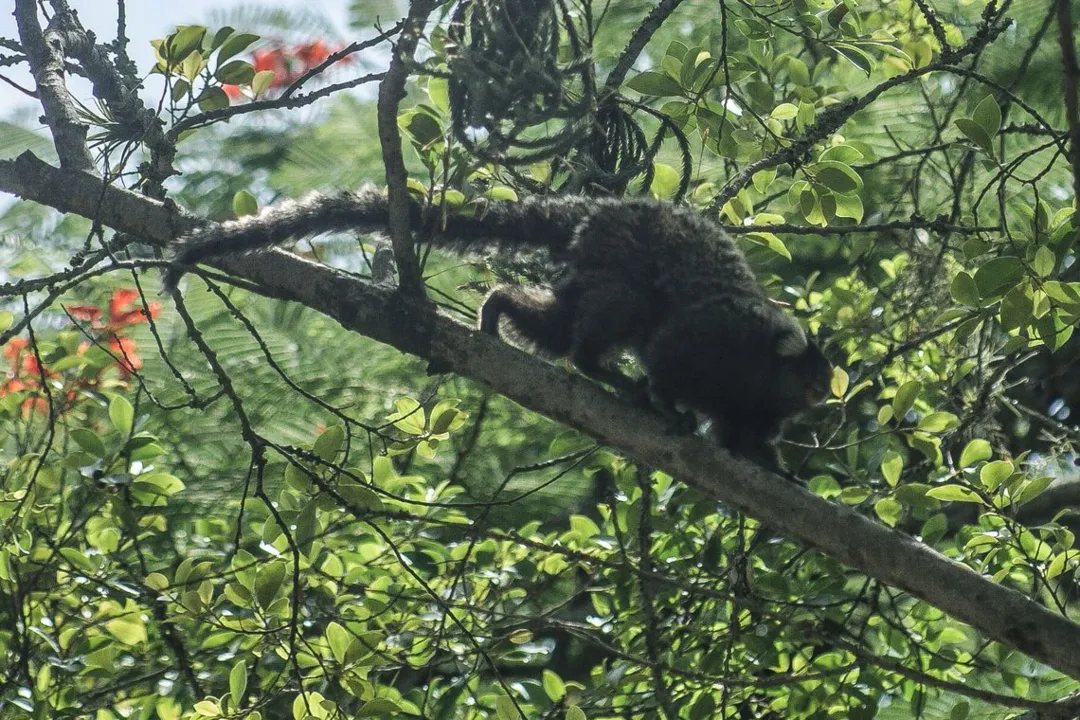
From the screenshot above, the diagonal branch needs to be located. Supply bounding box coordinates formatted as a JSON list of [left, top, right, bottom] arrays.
[[4, 151, 1080, 682], [606, 0, 687, 91]]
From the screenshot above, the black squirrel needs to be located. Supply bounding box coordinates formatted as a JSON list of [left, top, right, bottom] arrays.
[[164, 187, 834, 467]]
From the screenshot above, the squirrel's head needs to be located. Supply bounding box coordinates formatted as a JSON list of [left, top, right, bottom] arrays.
[[775, 323, 834, 410]]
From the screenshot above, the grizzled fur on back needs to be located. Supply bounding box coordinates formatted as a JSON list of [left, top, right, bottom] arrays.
[[165, 185, 833, 469]]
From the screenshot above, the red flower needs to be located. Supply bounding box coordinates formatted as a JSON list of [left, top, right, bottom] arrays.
[[68, 305, 103, 323], [226, 40, 351, 103], [3, 337, 28, 359], [109, 289, 160, 328], [296, 40, 332, 67], [108, 336, 143, 379], [253, 47, 287, 74]]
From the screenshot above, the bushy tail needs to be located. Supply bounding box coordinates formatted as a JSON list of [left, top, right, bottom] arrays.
[[163, 185, 589, 290]]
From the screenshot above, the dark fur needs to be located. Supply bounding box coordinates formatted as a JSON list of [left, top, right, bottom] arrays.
[[165, 186, 833, 467]]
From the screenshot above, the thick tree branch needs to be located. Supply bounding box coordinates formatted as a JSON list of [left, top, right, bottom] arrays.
[[377, 0, 436, 297], [49, 11, 175, 193], [13, 0, 94, 170], [4, 152, 1080, 681]]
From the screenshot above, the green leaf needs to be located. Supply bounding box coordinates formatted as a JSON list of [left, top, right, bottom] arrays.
[[255, 561, 287, 608], [949, 271, 980, 307], [744, 232, 791, 260], [972, 96, 1001, 137], [313, 424, 345, 461], [926, 485, 985, 503], [294, 501, 318, 556], [833, 193, 864, 222], [357, 699, 403, 717], [483, 186, 519, 202], [0, 311, 13, 332], [401, 109, 442, 146], [650, 162, 681, 199], [690, 692, 716, 720], [974, 257, 1024, 299], [819, 145, 865, 164], [787, 57, 810, 85], [327, 621, 350, 663], [955, 118, 994, 155], [193, 700, 221, 718], [542, 669, 566, 701], [109, 395, 134, 434], [210, 27, 235, 51], [810, 475, 842, 498], [918, 412, 959, 433], [567, 708, 587, 720], [508, 629, 532, 644], [999, 285, 1033, 331], [388, 397, 426, 435], [180, 51, 204, 83], [752, 169, 777, 193], [145, 572, 170, 591], [197, 86, 230, 112], [233, 190, 258, 217], [891, 380, 921, 420], [1047, 550, 1080, 580], [626, 71, 683, 97], [1034, 246, 1055, 277], [106, 614, 148, 645], [831, 42, 874, 76], [132, 473, 186, 501], [165, 26, 207, 65], [830, 366, 849, 398], [771, 103, 799, 120], [217, 32, 259, 66], [873, 496, 903, 527], [252, 70, 276, 96], [495, 696, 520, 720], [70, 428, 106, 457], [881, 450, 903, 487], [841, 486, 871, 504], [214, 60, 255, 85], [60, 547, 98, 574], [808, 161, 863, 195], [796, 100, 816, 132], [920, 513, 948, 544], [430, 402, 466, 435], [1033, 310, 1074, 350], [1043, 281, 1080, 307], [230, 659, 248, 706], [1016, 476, 1053, 506], [427, 76, 450, 113], [959, 439, 992, 468], [338, 479, 384, 511]]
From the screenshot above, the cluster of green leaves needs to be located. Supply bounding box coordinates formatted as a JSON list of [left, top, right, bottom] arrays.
[[152, 26, 269, 112]]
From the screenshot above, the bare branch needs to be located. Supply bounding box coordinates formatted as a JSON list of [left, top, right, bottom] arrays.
[[605, 0, 687, 91], [377, 0, 437, 297]]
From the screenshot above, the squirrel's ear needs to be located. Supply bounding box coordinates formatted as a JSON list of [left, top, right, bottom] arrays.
[[776, 328, 809, 357]]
